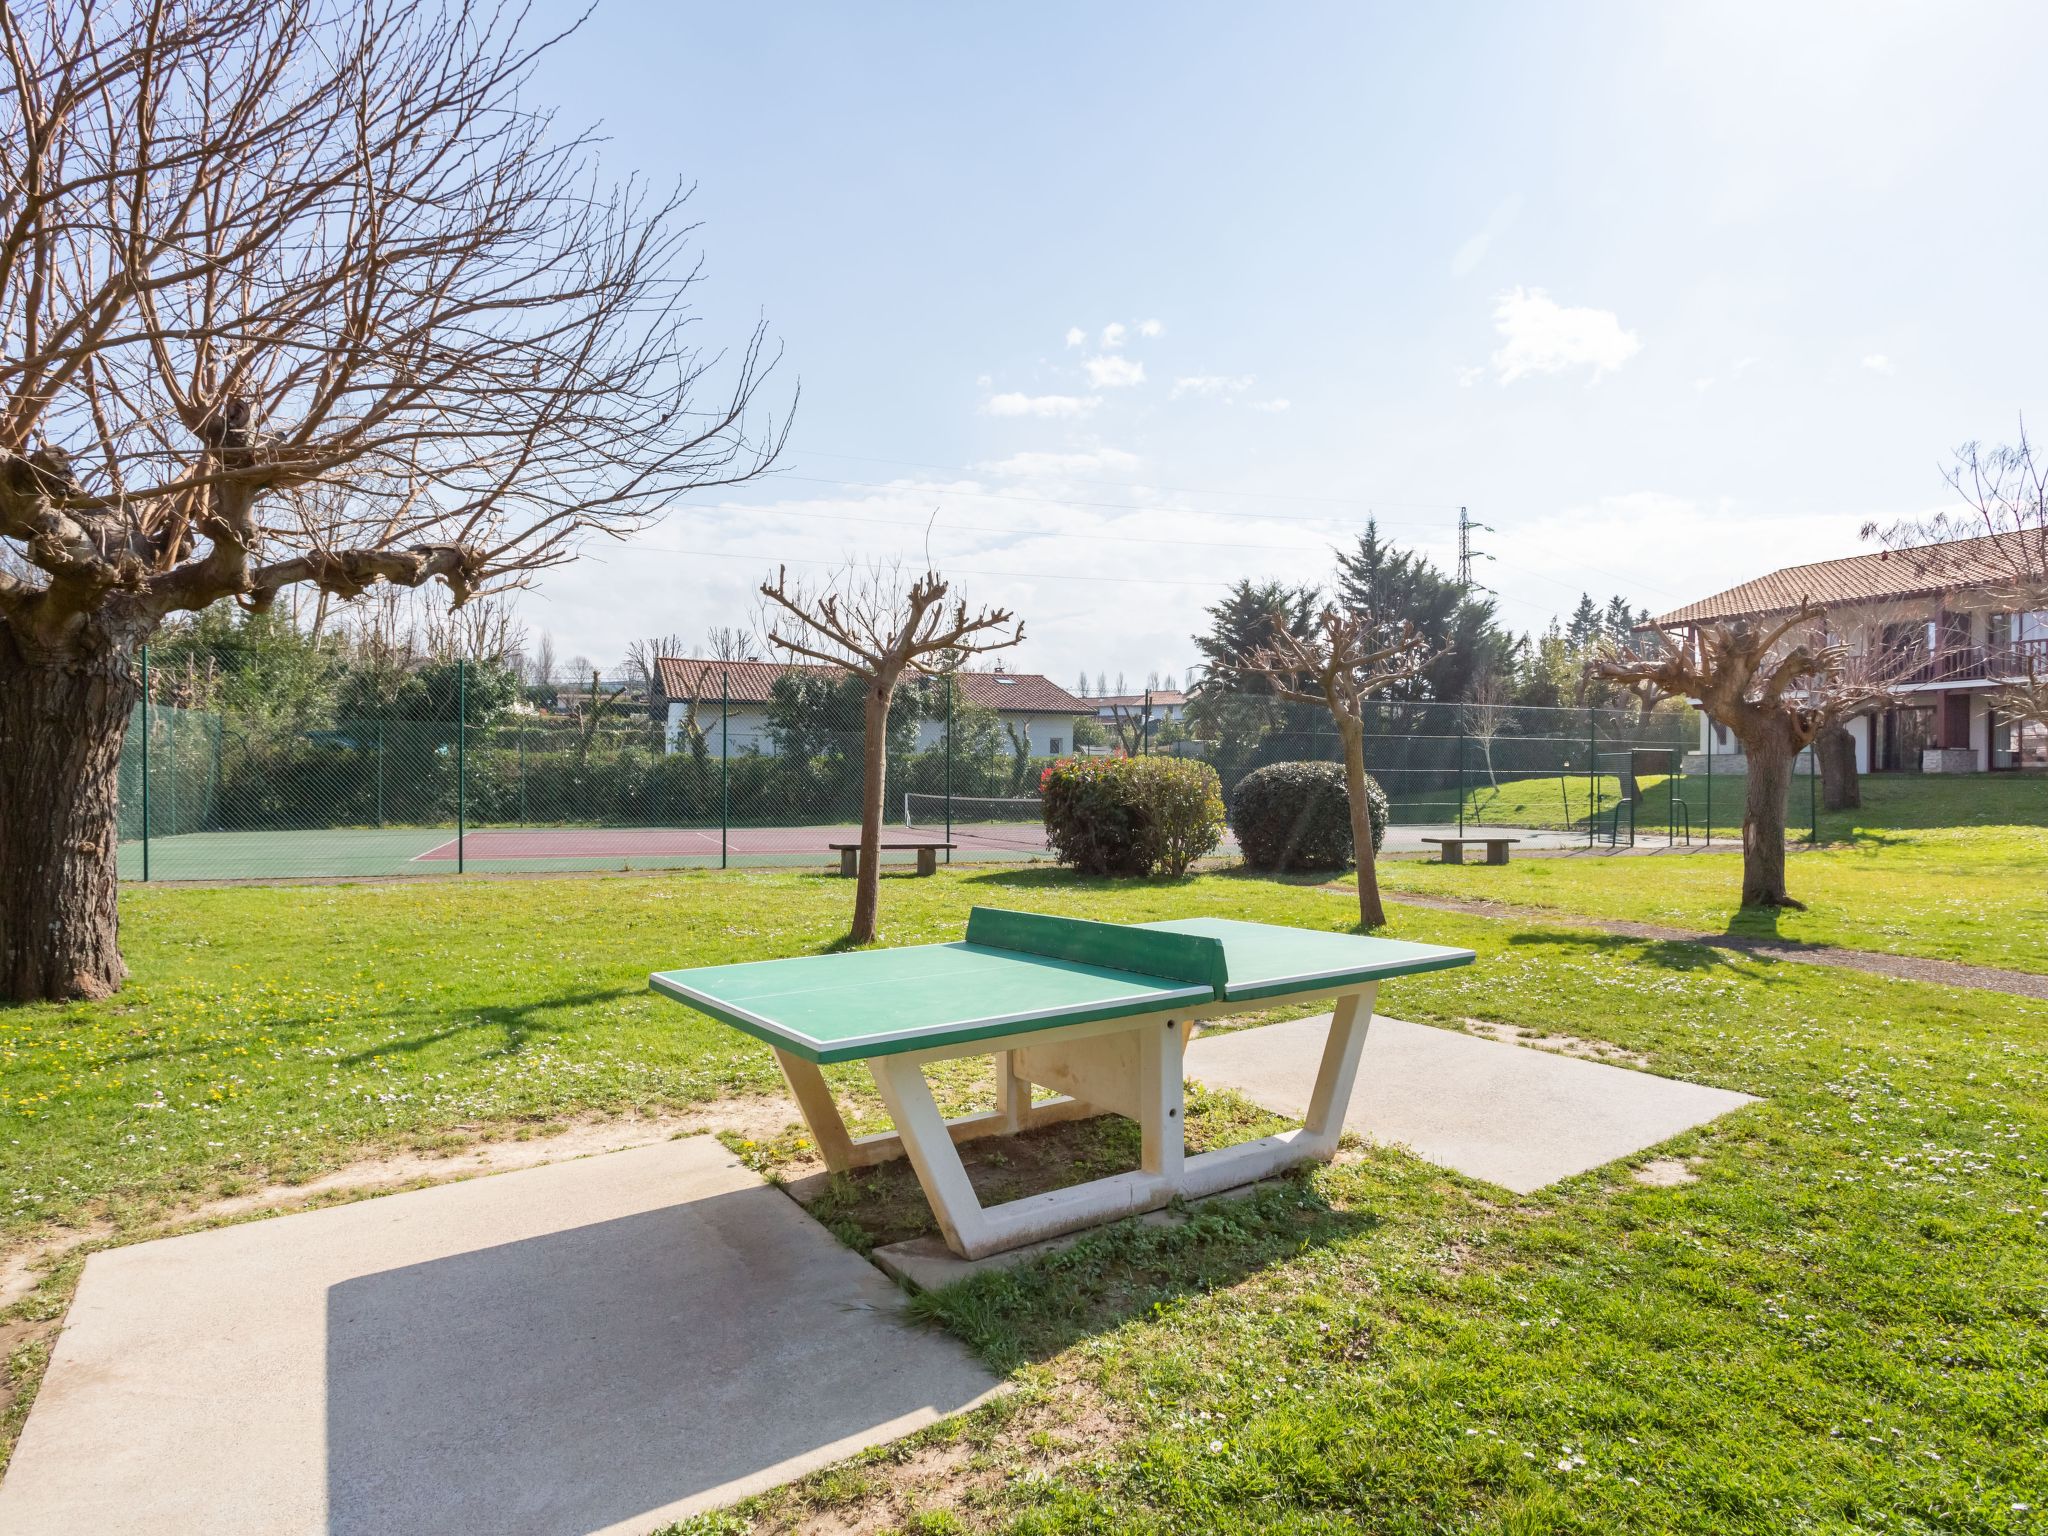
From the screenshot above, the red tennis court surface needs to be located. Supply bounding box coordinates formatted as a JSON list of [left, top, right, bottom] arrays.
[[413, 822, 1052, 862]]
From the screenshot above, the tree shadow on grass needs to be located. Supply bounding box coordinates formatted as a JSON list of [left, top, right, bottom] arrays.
[[1503, 927, 1798, 984], [331, 985, 640, 1066]]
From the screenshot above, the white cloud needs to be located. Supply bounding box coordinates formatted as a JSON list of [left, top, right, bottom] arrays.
[[1170, 373, 1253, 400], [1248, 397, 1291, 413], [1083, 354, 1146, 388], [1862, 353, 1895, 374], [1451, 193, 1524, 278], [1138, 318, 1164, 337], [1100, 322, 1127, 349], [984, 392, 1100, 418], [1063, 327, 1085, 348], [1489, 287, 1641, 384], [982, 448, 1141, 478], [1456, 365, 1485, 388]]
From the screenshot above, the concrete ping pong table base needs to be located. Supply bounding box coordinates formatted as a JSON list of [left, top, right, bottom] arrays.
[[775, 985, 1379, 1260]]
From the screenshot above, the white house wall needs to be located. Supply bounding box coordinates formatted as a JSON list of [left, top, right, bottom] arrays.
[[670, 702, 1076, 757]]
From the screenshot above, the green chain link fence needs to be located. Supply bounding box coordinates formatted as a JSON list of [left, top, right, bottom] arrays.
[[116, 646, 1814, 882]]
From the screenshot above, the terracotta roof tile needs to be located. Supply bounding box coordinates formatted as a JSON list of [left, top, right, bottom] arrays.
[[653, 658, 1086, 714], [1652, 530, 2041, 626]]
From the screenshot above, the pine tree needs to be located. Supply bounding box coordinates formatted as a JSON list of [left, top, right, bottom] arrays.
[[1566, 594, 1603, 649], [1333, 519, 1517, 702]]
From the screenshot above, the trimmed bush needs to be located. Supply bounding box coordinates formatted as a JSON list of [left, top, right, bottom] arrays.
[[1231, 760, 1387, 872], [1039, 756, 1226, 877]]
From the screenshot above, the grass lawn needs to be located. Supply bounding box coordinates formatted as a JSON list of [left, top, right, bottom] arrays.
[[1377, 775, 2048, 975], [4, 863, 2045, 1532]]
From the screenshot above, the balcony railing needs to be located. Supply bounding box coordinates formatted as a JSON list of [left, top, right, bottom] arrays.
[[1892, 637, 2048, 686]]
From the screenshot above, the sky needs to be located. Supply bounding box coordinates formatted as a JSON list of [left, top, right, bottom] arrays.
[[511, 0, 2048, 689]]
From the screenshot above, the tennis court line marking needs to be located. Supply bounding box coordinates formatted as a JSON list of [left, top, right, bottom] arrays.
[[411, 836, 460, 863]]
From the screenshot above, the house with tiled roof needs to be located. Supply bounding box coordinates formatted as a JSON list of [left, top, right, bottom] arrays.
[[652, 657, 1089, 757], [1654, 531, 2045, 773]]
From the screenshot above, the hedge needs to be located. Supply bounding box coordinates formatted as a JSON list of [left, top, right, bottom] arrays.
[[1230, 760, 1386, 872], [1039, 756, 1226, 877]]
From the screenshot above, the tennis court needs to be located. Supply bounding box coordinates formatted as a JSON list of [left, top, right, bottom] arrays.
[[116, 815, 1059, 882]]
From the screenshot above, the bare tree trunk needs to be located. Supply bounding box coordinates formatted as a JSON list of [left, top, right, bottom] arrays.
[[1816, 724, 1860, 811], [1739, 733, 1801, 909], [849, 679, 893, 945], [0, 629, 139, 1000], [1338, 718, 1386, 928]]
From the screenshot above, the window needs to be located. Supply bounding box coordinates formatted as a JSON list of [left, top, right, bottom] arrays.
[[1049, 737, 1063, 754]]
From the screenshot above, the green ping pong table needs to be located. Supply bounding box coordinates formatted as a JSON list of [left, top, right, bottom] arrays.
[[650, 908, 1475, 1259]]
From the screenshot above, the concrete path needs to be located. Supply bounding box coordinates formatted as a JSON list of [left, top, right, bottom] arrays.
[[0, 1138, 1001, 1536], [1188, 1014, 1755, 1193]]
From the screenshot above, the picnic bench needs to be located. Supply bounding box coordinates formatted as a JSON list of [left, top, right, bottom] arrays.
[[650, 909, 1473, 1259], [828, 841, 955, 877], [1421, 835, 1521, 866]]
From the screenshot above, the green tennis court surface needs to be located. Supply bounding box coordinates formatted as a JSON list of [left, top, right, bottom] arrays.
[[116, 824, 1055, 882], [652, 908, 1474, 1064]]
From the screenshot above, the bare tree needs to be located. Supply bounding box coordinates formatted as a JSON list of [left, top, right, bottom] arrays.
[[760, 562, 1020, 944], [1462, 668, 1514, 789], [0, 0, 789, 998], [704, 625, 760, 663], [624, 633, 689, 716], [1866, 423, 2048, 738], [1596, 606, 1886, 907], [1240, 606, 1428, 928], [528, 630, 559, 694]]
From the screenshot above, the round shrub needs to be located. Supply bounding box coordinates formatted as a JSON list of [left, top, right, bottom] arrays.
[[1231, 760, 1386, 872], [1040, 756, 1226, 877]]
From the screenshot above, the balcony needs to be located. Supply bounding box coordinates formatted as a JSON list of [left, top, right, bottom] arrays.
[[1891, 637, 2048, 687]]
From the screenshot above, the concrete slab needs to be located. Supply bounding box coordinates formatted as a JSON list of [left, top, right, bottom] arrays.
[[1188, 1014, 1755, 1194], [0, 1138, 1001, 1536]]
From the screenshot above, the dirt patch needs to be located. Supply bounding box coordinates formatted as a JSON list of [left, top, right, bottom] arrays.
[[0, 1097, 803, 1310], [1461, 1018, 1651, 1069], [753, 1382, 1137, 1535], [1633, 1157, 1699, 1187]]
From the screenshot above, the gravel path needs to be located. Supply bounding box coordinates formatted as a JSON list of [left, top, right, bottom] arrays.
[[1381, 891, 2048, 1001]]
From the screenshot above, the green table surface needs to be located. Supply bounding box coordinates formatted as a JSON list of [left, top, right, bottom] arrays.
[[650, 914, 1473, 1065]]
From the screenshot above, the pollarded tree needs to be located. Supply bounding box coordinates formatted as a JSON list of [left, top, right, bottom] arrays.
[[1239, 606, 1428, 929], [760, 564, 1021, 945], [0, 1, 788, 999], [1596, 606, 1875, 908]]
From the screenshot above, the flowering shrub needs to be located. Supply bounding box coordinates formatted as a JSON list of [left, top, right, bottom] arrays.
[[1039, 756, 1225, 877], [1230, 760, 1386, 872]]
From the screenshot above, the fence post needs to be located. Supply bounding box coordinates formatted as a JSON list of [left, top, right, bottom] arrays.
[[518, 720, 527, 826], [1456, 714, 1466, 835], [456, 657, 466, 874], [375, 719, 385, 828], [1704, 722, 1713, 849], [719, 668, 729, 870], [943, 675, 953, 864], [1587, 705, 1597, 848], [139, 645, 150, 882], [1809, 747, 1818, 845]]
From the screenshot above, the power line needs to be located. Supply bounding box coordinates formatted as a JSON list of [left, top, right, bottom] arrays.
[[692, 499, 1349, 557], [785, 448, 1468, 512], [1457, 506, 1495, 593], [752, 470, 1450, 530]]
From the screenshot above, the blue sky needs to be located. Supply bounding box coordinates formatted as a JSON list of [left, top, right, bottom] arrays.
[[518, 0, 2048, 689]]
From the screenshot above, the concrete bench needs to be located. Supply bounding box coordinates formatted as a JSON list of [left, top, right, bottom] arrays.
[[1420, 836, 1521, 866], [829, 842, 955, 877]]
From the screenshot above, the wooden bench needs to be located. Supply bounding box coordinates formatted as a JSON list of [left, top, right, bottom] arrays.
[[829, 841, 956, 877], [1420, 835, 1520, 866]]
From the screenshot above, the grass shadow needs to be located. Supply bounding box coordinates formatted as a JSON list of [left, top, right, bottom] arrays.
[[907, 1176, 1383, 1373]]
